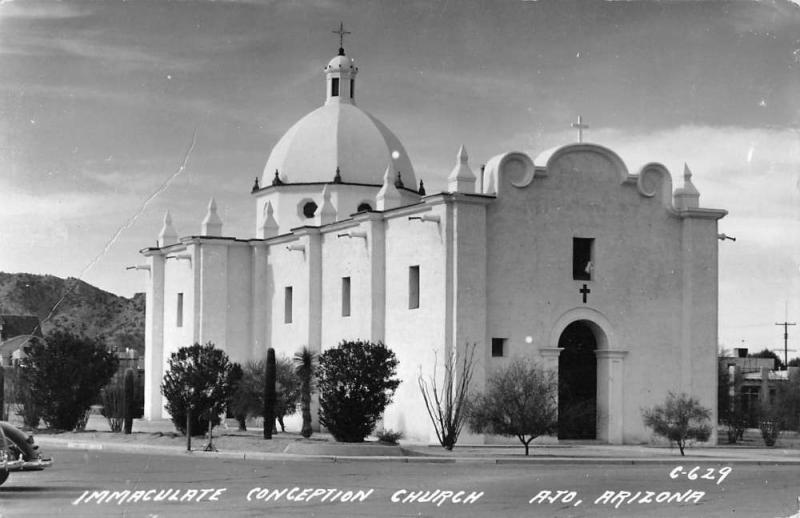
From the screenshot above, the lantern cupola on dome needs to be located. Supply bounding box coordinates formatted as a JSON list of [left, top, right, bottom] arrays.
[[261, 23, 415, 187]]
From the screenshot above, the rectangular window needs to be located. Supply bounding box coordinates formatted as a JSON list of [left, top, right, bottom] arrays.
[[176, 293, 184, 328], [408, 265, 420, 309], [331, 77, 340, 97], [341, 277, 351, 317], [491, 338, 505, 357], [350, 79, 354, 99], [572, 237, 594, 280], [284, 286, 293, 324]]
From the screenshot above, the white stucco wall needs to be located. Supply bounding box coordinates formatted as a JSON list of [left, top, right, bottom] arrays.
[[224, 243, 254, 365], [482, 146, 722, 444], [254, 184, 421, 236], [320, 222, 373, 344], [381, 203, 448, 442], [266, 235, 312, 359]]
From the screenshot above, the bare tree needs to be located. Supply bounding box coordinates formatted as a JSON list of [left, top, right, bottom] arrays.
[[642, 392, 711, 456], [418, 343, 477, 450], [468, 358, 558, 456]]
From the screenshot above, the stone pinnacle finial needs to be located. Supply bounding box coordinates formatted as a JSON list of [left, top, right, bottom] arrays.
[[202, 197, 223, 236], [674, 163, 700, 210], [158, 210, 178, 247], [377, 164, 401, 210], [320, 184, 337, 225], [458, 144, 468, 163], [259, 201, 279, 238], [447, 144, 476, 193]]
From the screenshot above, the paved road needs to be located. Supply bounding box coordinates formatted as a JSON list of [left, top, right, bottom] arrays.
[[0, 448, 798, 517]]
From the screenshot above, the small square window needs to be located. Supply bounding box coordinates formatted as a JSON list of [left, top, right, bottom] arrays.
[[491, 338, 505, 357], [284, 286, 293, 324], [573, 237, 594, 280], [342, 277, 351, 317], [409, 266, 420, 309]]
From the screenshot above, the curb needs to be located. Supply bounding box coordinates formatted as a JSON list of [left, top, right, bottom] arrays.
[[33, 436, 800, 466]]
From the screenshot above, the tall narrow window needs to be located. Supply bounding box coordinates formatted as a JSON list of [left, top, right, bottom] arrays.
[[176, 293, 184, 327], [491, 338, 506, 357], [341, 277, 351, 317], [350, 79, 354, 99], [331, 78, 340, 97], [573, 237, 594, 280], [284, 286, 293, 324], [409, 265, 420, 309]]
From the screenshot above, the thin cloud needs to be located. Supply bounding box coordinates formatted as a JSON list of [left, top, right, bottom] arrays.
[[0, 1, 91, 20]]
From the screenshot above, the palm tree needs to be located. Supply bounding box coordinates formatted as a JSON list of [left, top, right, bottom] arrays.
[[294, 347, 316, 438]]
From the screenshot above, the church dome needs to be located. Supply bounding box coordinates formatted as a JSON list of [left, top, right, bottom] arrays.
[[262, 46, 416, 187], [263, 102, 416, 186]]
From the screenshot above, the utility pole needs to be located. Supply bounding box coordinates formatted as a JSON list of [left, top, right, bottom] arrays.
[[775, 320, 796, 369]]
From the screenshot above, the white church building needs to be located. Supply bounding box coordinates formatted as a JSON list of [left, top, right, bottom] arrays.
[[141, 39, 726, 445]]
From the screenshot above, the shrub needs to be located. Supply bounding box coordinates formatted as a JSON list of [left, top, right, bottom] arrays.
[[101, 381, 125, 432], [759, 418, 780, 447], [227, 356, 300, 432], [73, 409, 92, 431], [774, 369, 800, 432], [161, 343, 236, 436], [317, 340, 400, 442], [22, 331, 118, 431], [4, 366, 40, 428], [418, 343, 476, 451], [468, 358, 558, 456], [642, 392, 711, 456], [717, 362, 747, 443], [376, 428, 404, 444], [101, 368, 144, 433], [758, 401, 783, 447]]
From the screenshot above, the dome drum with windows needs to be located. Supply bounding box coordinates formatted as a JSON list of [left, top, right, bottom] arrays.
[[252, 29, 420, 234]]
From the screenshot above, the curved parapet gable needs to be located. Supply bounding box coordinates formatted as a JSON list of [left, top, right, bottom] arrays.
[[482, 143, 722, 219], [545, 143, 630, 184], [634, 162, 675, 211], [481, 151, 537, 195]]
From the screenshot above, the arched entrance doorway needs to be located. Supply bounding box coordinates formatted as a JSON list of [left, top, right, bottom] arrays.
[[558, 321, 597, 439]]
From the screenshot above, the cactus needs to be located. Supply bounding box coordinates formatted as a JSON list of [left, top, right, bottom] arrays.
[[123, 368, 135, 435], [263, 348, 276, 439], [294, 347, 315, 438], [0, 367, 4, 421]]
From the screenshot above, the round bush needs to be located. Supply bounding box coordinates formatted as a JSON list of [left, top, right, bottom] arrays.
[[317, 340, 400, 442]]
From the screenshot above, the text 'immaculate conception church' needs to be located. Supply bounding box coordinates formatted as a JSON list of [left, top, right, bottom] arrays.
[[140, 32, 726, 445]]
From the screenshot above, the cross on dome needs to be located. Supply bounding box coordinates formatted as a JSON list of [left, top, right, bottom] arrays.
[[332, 22, 351, 56]]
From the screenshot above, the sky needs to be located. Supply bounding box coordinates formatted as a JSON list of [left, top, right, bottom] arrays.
[[0, 0, 798, 355]]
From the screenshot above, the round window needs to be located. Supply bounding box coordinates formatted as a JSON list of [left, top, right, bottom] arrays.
[[302, 201, 318, 218], [357, 202, 372, 212]]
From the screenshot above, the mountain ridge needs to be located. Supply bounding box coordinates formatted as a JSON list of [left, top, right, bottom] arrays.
[[0, 272, 145, 354]]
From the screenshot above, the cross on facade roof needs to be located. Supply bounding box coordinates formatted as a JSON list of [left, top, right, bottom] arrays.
[[332, 22, 351, 55], [572, 115, 589, 143]]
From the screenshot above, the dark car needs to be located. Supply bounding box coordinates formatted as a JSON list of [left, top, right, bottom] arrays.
[[0, 422, 52, 485]]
